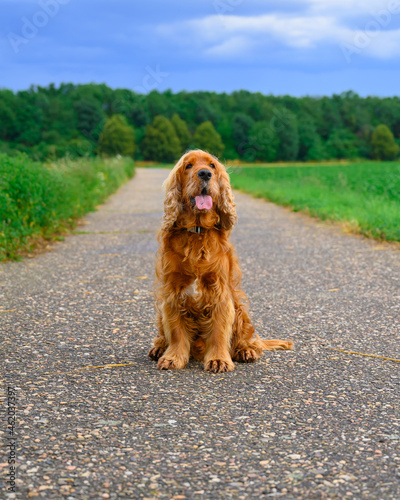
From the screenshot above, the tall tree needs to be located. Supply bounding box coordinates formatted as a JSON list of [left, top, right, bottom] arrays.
[[171, 114, 191, 151], [74, 98, 104, 141], [298, 114, 320, 161], [273, 107, 299, 161], [0, 102, 17, 141], [306, 136, 327, 161], [371, 124, 399, 160], [245, 121, 279, 162], [98, 114, 135, 157], [193, 121, 224, 157], [14, 95, 44, 146], [232, 113, 254, 156], [141, 115, 181, 162], [325, 129, 358, 159]]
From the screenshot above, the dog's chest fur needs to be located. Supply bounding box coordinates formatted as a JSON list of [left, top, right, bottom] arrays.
[[185, 279, 200, 299], [176, 233, 225, 308]]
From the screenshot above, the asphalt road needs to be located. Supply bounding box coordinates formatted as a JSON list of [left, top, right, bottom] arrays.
[[1, 168, 400, 499]]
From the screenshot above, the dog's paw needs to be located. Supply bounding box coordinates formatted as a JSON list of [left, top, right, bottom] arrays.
[[157, 356, 187, 370], [233, 348, 260, 363], [157, 357, 176, 370], [204, 359, 234, 373], [148, 346, 165, 361]]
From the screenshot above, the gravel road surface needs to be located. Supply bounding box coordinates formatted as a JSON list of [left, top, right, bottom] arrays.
[[1, 168, 400, 499]]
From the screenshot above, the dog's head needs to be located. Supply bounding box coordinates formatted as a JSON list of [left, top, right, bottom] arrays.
[[161, 150, 237, 232]]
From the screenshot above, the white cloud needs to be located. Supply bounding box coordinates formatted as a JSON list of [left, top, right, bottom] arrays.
[[161, 13, 341, 48], [158, 10, 400, 63], [297, 0, 400, 17], [204, 36, 255, 58], [340, 28, 400, 60]]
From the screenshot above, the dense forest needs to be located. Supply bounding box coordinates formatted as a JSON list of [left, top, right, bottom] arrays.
[[1, 83, 400, 162]]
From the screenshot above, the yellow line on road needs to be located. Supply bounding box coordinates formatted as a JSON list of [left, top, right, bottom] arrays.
[[325, 346, 400, 363]]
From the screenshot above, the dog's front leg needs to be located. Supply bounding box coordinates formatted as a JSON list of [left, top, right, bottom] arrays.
[[203, 294, 235, 373], [148, 311, 168, 361], [157, 301, 193, 370]]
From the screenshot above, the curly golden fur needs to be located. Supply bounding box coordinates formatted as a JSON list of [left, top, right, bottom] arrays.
[[149, 150, 293, 373]]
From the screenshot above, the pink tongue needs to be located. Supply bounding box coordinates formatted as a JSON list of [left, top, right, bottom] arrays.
[[195, 195, 213, 210]]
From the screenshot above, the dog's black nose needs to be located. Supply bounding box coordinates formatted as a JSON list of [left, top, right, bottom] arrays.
[[198, 169, 212, 181]]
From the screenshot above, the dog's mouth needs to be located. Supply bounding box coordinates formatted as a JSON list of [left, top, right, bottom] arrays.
[[194, 195, 213, 210], [191, 187, 213, 210]]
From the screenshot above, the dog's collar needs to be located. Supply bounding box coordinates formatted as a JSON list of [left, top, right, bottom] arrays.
[[187, 226, 207, 234]]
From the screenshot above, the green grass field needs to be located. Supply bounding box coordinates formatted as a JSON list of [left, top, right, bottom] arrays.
[[229, 161, 400, 242], [0, 154, 135, 260]]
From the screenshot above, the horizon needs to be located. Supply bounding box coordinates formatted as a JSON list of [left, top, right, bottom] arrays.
[[2, 83, 400, 101], [3, 1, 400, 97]]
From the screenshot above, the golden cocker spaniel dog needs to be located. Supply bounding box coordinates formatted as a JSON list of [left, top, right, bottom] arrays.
[[149, 150, 293, 373]]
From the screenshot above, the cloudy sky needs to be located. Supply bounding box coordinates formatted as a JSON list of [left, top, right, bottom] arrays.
[[2, 0, 400, 96]]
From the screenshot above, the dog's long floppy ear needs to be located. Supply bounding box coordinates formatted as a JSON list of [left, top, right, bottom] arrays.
[[161, 157, 184, 232], [218, 166, 238, 230]]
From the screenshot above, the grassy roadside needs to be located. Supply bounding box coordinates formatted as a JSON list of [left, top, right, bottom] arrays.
[[229, 161, 400, 242], [0, 154, 135, 260]]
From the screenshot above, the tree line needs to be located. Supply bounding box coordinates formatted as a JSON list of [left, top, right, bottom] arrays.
[[0, 83, 399, 162]]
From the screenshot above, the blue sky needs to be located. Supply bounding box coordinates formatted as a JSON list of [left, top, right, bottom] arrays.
[[2, 0, 400, 96]]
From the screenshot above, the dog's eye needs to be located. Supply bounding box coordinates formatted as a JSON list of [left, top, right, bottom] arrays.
[[185, 163, 192, 170], [210, 163, 216, 169]]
